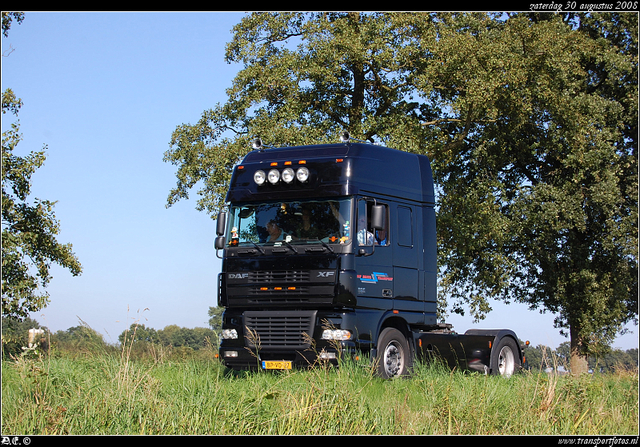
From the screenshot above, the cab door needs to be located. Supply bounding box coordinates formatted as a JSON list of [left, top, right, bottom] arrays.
[[354, 198, 393, 305], [392, 203, 423, 323]]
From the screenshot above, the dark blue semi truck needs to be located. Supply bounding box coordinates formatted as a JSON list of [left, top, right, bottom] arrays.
[[215, 134, 524, 378]]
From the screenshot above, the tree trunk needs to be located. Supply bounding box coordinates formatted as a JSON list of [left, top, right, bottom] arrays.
[[346, 12, 365, 134], [570, 324, 589, 375]]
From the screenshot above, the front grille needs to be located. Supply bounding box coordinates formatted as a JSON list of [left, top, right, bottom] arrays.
[[251, 286, 310, 295], [225, 269, 337, 306], [248, 270, 310, 283], [243, 310, 317, 349]]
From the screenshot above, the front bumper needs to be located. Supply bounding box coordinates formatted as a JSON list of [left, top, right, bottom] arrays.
[[218, 309, 358, 370], [219, 339, 357, 370]]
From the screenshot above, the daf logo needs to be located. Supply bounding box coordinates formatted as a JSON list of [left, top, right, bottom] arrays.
[[317, 271, 335, 278], [229, 273, 249, 279]]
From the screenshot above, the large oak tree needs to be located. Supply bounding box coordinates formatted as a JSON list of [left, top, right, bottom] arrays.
[[164, 12, 637, 374]]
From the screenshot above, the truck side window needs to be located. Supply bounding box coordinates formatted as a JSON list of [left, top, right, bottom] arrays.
[[397, 206, 413, 247], [374, 204, 389, 246], [357, 199, 389, 246], [357, 199, 372, 246]]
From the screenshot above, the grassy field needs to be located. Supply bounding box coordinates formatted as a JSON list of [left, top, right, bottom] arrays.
[[1, 351, 638, 436]]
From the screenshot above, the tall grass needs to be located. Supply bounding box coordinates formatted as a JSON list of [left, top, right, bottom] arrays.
[[1, 348, 637, 435]]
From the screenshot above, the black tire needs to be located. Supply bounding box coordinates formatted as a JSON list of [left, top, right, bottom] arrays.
[[374, 327, 412, 379], [490, 337, 521, 378]]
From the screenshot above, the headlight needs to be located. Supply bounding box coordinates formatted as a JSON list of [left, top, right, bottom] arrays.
[[282, 167, 295, 183], [254, 170, 266, 185], [321, 329, 352, 341], [221, 329, 238, 339], [268, 169, 280, 184], [296, 167, 310, 183]]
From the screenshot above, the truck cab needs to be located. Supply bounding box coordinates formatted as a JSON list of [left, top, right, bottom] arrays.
[[215, 137, 523, 378]]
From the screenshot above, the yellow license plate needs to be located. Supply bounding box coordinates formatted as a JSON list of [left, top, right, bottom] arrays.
[[262, 361, 292, 370]]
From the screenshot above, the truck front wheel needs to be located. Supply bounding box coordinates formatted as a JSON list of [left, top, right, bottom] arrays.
[[375, 327, 412, 379], [491, 337, 521, 378]]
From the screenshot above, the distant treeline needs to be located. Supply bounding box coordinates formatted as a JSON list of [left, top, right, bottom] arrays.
[[522, 342, 637, 374], [1, 316, 217, 359], [2, 316, 637, 373]]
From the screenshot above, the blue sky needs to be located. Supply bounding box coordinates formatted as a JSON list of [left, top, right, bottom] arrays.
[[2, 12, 637, 350]]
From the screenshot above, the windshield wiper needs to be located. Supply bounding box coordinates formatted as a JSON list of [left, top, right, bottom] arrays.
[[319, 239, 334, 253], [274, 240, 299, 254], [304, 239, 334, 253], [238, 241, 265, 255]]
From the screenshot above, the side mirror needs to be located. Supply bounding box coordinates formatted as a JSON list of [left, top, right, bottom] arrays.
[[358, 205, 385, 257], [214, 236, 226, 250], [370, 205, 386, 231], [216, 212, 227, 236], [215, 212, 228, 259]]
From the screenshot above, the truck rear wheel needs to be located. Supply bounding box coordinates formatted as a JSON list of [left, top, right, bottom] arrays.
[[491, 337, 520, 378], [375, 327, 412, 379]]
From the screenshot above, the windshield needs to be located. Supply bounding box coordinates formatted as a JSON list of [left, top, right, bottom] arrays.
[[226, 198, 352, 247]]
